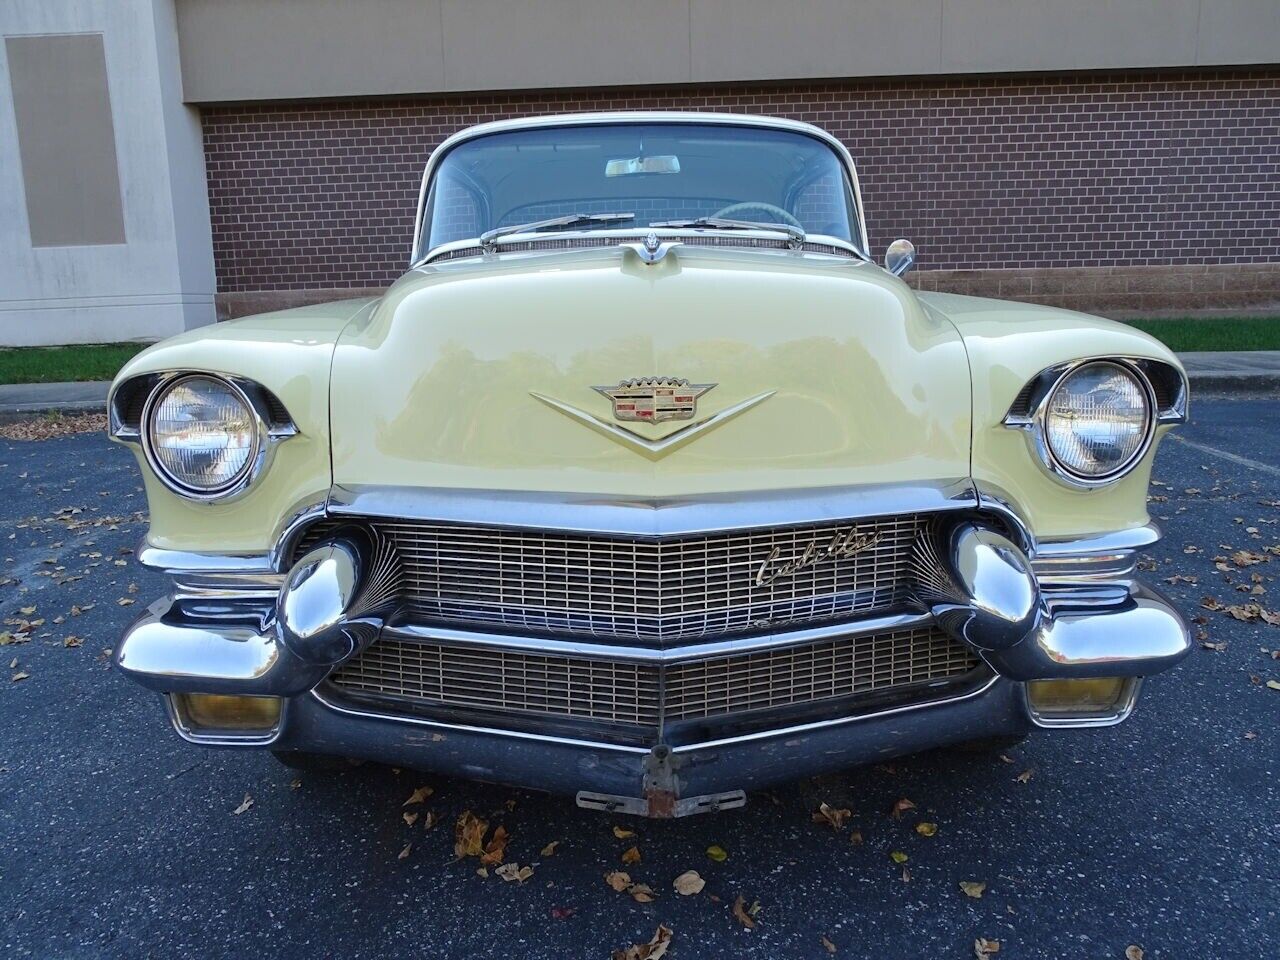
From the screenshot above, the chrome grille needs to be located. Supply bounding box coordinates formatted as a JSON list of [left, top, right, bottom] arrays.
[[338, 514, 927, 642], [328, 626, 980, 729]]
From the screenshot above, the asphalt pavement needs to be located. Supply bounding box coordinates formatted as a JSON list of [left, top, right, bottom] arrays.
[[1, 397, 1277, 959]]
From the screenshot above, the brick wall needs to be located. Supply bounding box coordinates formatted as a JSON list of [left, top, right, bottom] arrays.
[[202, 70, 1280, 311]]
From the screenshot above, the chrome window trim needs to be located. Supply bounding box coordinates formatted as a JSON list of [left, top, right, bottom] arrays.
[[1002, 357, 1159, 490], [409, 112, 872, 266], [419, 228, 863, 267], [327, 478, 977, 538]]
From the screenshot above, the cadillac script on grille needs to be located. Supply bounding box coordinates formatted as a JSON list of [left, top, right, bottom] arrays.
[[595, 377, 715, 423], [755, 529, 884, 586]]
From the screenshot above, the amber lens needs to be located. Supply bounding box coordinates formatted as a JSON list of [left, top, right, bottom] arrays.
[[1027, 678, 1126, 715], [175, 693, 281, 731]]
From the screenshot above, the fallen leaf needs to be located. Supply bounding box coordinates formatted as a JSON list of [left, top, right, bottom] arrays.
[[673, 870, 705, 896], [960, 881, 987, 899], [848, 830, 863, 846], [706, 844, 728, 862], [398, 843, 412, 860], [540, 840, 560, 856], [116, 598, 134, 606], [495, 862, 534, 883], [916, 822, 938, 837], [454, 810, 489, 858], [813, 802, 852, 830], [63, 635, 83, 648], [820, 935, 837, 954], [974, 938, 1001, 958], [611, 924, 672, 960], [289, 778, 302, 790], [550, 906, 576, 920], [11, 671, 29, 682], [621, 845, 641, 865], [1015, 769, 1034, 784], [889, 851, 908, 864], [232, 793, 254, 815], [423, 810, 438, 830], [1266, 680, 1280, 691], [18, 606, 35, 615], [890, 797, 916, 819], [606, 871, 633, 892], [613, 825, 636, 839], [403, 785, 433, 806], [403, 811, 419, 827], [1244, 731, 1258, 740], [1125, 947, 1144, 960], [629, 883, 656, 903], [480, 824, 510, 866], [731, 894, 757, 930]]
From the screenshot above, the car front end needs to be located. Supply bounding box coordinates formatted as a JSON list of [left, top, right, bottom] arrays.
[[108, 113, 1192, 816]]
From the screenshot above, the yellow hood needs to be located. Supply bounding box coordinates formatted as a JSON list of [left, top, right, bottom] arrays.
[[330, 247, 971, 496]]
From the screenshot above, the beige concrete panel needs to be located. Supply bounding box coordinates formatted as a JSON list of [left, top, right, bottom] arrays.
[[174, 0, 445, 102], [439, 0, 691, 91], [941, 0, 1200, 73], [6, 34, 125, 247], [689, 0, 942, 82], [1196, 0, 1280, 65]]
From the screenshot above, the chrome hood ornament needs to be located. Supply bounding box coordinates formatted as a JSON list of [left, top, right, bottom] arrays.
[[594, 377, 715, 423]]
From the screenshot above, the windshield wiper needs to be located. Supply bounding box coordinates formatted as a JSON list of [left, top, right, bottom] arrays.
[[479, 212, 635, 253], [650, 216, 806, 248]]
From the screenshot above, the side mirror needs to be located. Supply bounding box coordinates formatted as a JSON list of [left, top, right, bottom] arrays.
[[884, 238, 916, 277]]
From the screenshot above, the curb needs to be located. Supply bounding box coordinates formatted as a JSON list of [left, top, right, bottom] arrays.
[[0, 399, 110, 422]]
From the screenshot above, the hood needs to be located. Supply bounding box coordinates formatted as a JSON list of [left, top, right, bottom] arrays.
[[329, 247, 971, 497]]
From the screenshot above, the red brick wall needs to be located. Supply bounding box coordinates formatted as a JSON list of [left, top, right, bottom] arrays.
[[201, 70, 1280, 294]]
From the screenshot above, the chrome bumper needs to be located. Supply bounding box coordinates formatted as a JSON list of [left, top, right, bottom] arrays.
[[116, 516, 1191, 808]]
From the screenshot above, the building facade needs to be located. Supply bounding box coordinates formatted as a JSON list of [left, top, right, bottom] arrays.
[[2, 0, 1278, 345]]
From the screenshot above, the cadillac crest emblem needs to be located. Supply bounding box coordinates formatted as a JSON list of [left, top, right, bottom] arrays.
[[595, 377, 716, 423]]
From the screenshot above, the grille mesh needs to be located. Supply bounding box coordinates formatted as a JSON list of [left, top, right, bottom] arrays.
[[427, 234, 856, 263], [327, 514, 926, 642], [329, 626, 979, 729]]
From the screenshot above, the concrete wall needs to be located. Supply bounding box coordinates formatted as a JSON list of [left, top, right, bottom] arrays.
[[175, 0, 1280, 103], [0, 0, 215, 347]]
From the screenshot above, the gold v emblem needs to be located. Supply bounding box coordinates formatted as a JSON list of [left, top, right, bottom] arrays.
[[531, 390, 775, 460]]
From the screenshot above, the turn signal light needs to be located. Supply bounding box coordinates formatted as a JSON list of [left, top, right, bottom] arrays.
[[173, 693, 282, 732], [1027, 678, 1126, 716]]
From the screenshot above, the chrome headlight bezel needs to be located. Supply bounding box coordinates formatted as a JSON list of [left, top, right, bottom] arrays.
[[1005, 358, 1177, 489], [112, 371, 297, 503]]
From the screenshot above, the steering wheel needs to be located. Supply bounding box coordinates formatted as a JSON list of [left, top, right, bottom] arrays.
[[711, 202, 803, 230]]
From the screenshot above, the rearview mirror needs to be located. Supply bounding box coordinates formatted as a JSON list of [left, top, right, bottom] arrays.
[[884, 238, 916, 277], [605, 155, 681, 177]]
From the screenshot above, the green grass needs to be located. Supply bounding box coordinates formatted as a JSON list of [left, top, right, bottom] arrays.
[[1122, 317, 1280, 353], [0, 342, 149, 384]]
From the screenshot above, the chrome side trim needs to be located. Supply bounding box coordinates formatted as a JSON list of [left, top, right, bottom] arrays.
[[410, 111, 871, 265], [327, 478, 977, 537], [1035, 523, 1161, 557], [382, 610, 937, 665]]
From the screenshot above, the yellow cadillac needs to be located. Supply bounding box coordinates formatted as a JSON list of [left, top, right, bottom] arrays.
[[110, 113, 1190, 817]]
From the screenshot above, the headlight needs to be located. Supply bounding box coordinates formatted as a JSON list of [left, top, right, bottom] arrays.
[[1043, 361, 1152, 481], [144, 375, 259, 497]]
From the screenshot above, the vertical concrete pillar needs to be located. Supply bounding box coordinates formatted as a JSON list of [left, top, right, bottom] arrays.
[[0, 0, 215, 346]]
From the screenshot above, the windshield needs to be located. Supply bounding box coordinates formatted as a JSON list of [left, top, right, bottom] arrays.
[[420, 122, 859, 256]]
